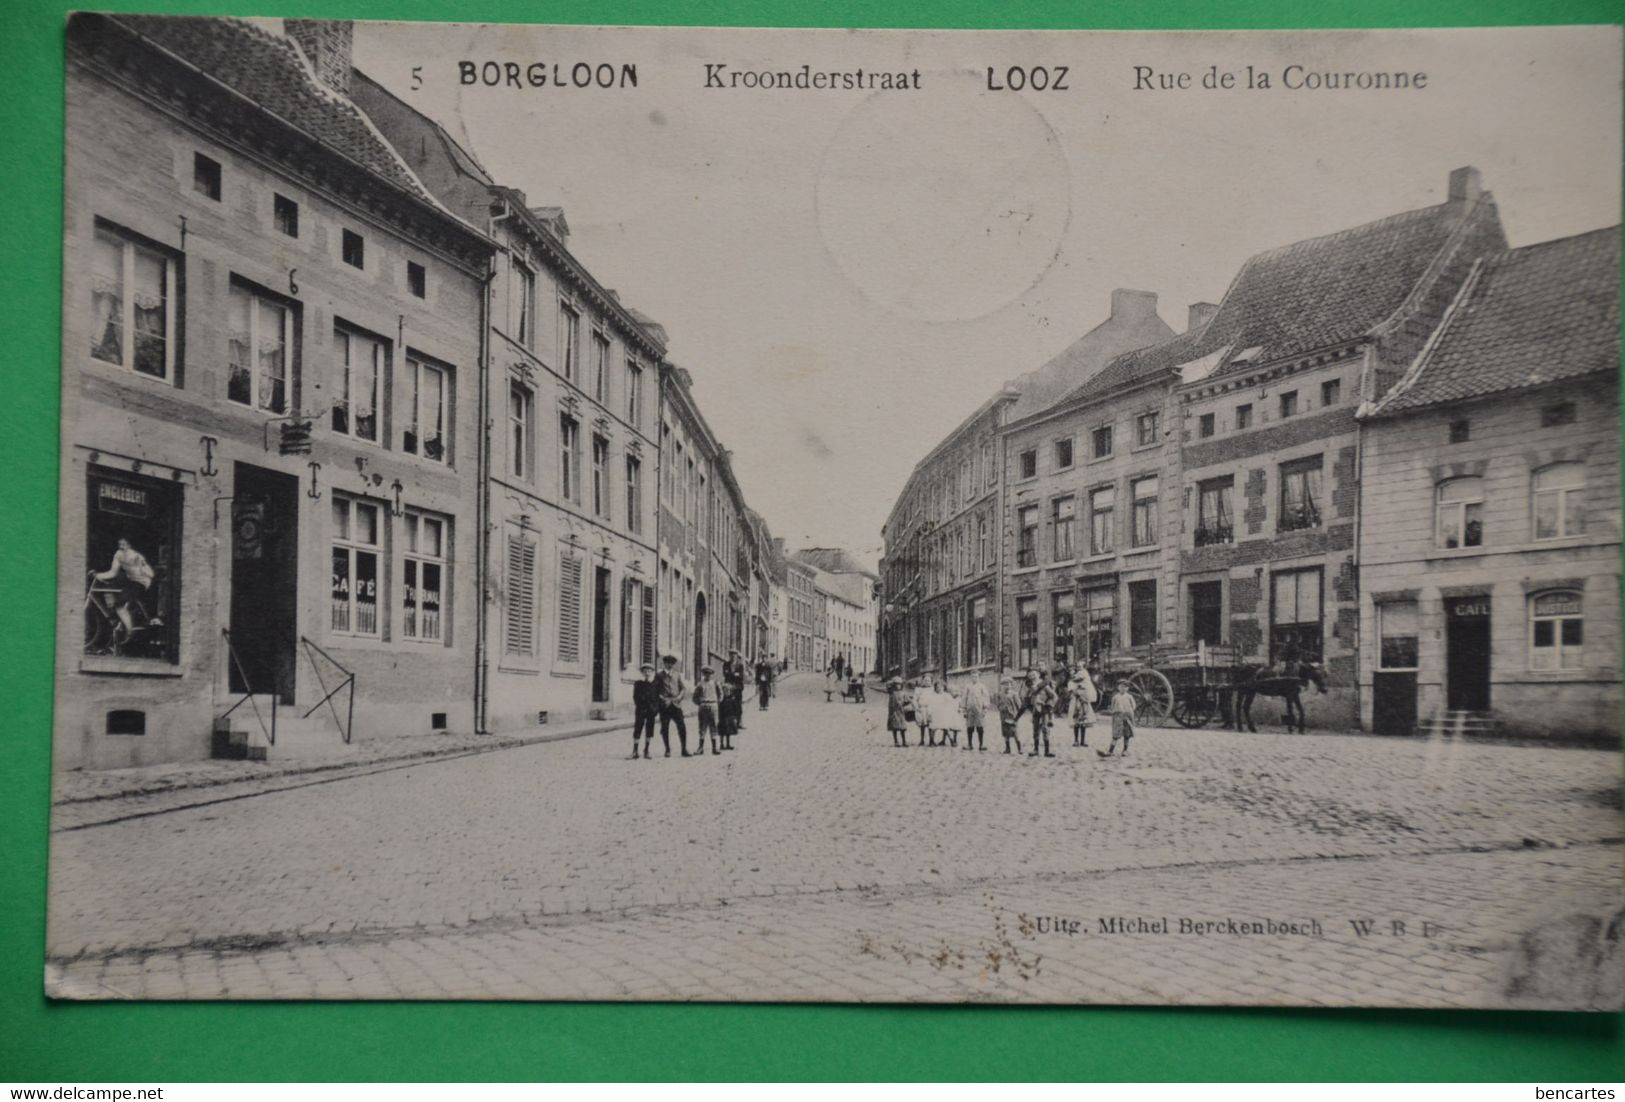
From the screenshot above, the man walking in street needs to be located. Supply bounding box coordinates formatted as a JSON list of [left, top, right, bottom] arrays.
[[755, 658, 775, 712], [631, 662, 659, 759], [656, 654, 690, 757]]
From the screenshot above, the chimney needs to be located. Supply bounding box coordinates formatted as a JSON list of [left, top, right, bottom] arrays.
[[1448, 165, 1482, 204], [1110, 288, 1159, 320], [286, 19, 354, 96], [1187, 302, 1219, 332]]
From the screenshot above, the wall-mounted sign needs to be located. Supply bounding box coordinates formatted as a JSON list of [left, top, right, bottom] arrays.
[[1448, 596, 1491, 620], [96, 480, 148, 517]]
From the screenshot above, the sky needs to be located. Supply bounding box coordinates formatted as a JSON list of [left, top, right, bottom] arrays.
[[352, 23, 1621, 568]]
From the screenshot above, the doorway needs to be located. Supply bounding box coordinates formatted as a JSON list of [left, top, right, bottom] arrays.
[[228, 463, 299, 703], [591, 566, 611, 703], [1445, 596, 1491, 711]]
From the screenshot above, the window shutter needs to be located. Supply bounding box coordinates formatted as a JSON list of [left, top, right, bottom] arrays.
[[641, 584, 656, 667], [558, 553, 583, 663], [505, 534, 536, 656], [619, 577, 634, 669]]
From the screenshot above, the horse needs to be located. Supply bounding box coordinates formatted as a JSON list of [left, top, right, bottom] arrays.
[[1231, 659, 1328, 733]]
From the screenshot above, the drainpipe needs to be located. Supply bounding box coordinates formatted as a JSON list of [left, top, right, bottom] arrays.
[[474, 201, 513, 735]]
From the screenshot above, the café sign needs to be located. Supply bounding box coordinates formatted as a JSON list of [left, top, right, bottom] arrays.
[[1448, 596, 1490, 620]]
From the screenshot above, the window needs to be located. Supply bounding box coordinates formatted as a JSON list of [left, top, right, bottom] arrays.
[[504, 531, 537, 656], [1136, 411, 1160, 447], [1377, 600, 1419, 670], [1052, 495, 1075, 561], [331, 496, 381, 637], [1450, 419, 1471, 444], [1198, 412, 1215, 438], [619, 577, 638, 669], [84, 468, 180, 662], [407, 261, 426, 299], [626, 360, 643, 424], [559, 414, 581, 503], [967, 596, 988, 666], [1541, 402, 1576, 427], [192, 153, 221, 200], [1189, 581, 1223, 646], [332, 326, 384, 443], [1052, 590, 1075, 665], [402, 511, 446, 642], [342, 229, 364, 269], [1089, 486, 1114, 556], [273, 194, 299, 237], [1018, 449, 1037, 480], [1054, 438, 1073, 469], [560, 301, 581, 382], [1196, 477, 1234, 546], [404, 356, 448, 462], [227, 281, 293, 414], [1436, 477, 1483, 549], [592, 332, 610, 402], [1017, 505, 1038, 568], [1530, 590, 1583, 670], [1278, 456, 1323, 532], [514, 261, 536, 350], [641, 582, 656, 667], [591, 435, 609, 518], [1235, 403, 1253, 430], [1129, 580, 1158, 646], [1082, 586, 1115, 659], [1016, 596, 1038, 669], [625, 455, 642, 533], [1320, 379, 1341, 407], [508, 381, 534, 481], [557, 553, 583, 663], [1279, 391, 1298, 418], [978, 514, 991, 569], [1092, 425, 1113, 459], [1533, 463, 1585, 539], [91, 222, 176, 381], [1131, 476, 1159, 547], [1270, 567, 1322, 662]]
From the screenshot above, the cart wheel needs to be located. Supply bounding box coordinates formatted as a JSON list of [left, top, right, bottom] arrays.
[[1128, 669, 1174, 724], [1172, 691, 1214, 729]]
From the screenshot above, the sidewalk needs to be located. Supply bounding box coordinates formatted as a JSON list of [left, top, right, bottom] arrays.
[[52, 714, 635, 812]]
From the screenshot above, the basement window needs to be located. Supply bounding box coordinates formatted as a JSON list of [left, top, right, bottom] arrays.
[[106, 709, 146, 736]]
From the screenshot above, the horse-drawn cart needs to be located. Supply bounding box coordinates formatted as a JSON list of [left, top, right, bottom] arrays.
[[1097, 641, 1240, 728]]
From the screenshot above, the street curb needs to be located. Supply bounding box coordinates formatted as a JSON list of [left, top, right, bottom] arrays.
[[52, 717, 636, 808]]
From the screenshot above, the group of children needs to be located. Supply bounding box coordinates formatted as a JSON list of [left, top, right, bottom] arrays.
[[885, 667, 1140, 759]]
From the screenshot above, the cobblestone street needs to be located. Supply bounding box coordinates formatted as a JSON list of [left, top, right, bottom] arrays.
[[46, 674, 1624, 1008]]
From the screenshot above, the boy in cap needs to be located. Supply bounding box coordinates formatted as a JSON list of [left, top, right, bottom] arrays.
[[656, 654, 690, 757], [993, 675, 1027, 755], [631, 661, 659, 759], [1024, 668, 1058, 757], [694, 664, 722, 755]]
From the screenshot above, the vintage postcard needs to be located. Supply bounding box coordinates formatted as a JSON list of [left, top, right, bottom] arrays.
[[47, 15, 1623, 1008]]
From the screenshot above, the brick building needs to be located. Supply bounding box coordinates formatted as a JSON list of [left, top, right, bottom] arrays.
[[59, 15, 494, 768], [354, 66, 667, 731], [1171, 167, 1508, 725], [1357, 226, 1620, 739]]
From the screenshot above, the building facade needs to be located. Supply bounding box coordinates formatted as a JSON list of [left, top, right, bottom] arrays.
[[780, 549, 819, 670], [1358, 227, 1620, 739], [60, 14, 494, 768]]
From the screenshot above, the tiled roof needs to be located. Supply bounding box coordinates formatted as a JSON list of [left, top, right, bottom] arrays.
[[792, 548, 875, 578], [110, 15, 433, 202], [1371, 226, 1621, 416], [1052, 325, 1208, 408], [1005, 305, 1175, 423]]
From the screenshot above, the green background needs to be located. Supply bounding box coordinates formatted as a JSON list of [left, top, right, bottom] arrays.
[[4, 0, 1621, 1082]]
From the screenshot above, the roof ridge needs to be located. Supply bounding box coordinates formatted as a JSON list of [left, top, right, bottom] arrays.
[[1242, 197, 1457, 265], [1364, 255, 1487, 418]]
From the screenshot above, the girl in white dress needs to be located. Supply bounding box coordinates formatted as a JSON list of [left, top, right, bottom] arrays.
[[933, 678, 964, 748]]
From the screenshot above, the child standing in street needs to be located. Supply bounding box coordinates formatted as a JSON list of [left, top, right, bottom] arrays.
[[914, 679, 936, 747], [631, 662, 659, 759], [694, 665, 721, 755], [933, 679, 963, 748], [1068, 668, 1098, 748], [960, 677, 991, 752], [1100, 679, 1138, 758], [994, 676, 1026, 755], [885, 677, 910, 748]]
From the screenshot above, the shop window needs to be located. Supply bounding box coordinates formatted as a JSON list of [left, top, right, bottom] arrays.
[[1129, 580, 1157, 647], [1270, 568, 1322, 662], [1052, 590, 1075, 665], [1131, 476, 1159, 547], [966, 596, 987, 666], [1082, 586, 1115, 660], [227, 279, 295, 414], [1196, 477, 1234, 546], [1436, 477, 1484, 549], [403, 356, 448, 462], [1530, 590, 1583, 670], [402, 511, 446, 643], [1089, 486, 1115, 556], [1052, 495, 1075, 561], [1017, 505, 1038, 568], [1278, 455, 1323, 532], [331, 496, 381, 637], [91, 221, 178, 381], [1016, 596, 1038, 669], [84, 468, 180, 662], [332, 325, 385, 443], [1532, 463, 1585, 539], [1378, 600, 1419, 670]]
